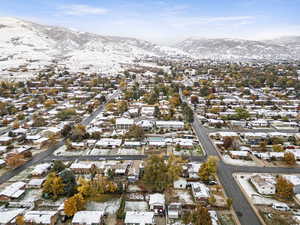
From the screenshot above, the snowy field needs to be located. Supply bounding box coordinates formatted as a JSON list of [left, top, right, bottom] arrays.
[[223, 155, 258, 166]]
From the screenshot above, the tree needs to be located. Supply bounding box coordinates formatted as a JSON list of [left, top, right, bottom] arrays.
[[199, 156, 218, 182], [61, 123, 73, 137], [51, 160, 66, 173], [235, 108, 250, 120], [70, 124, 87, 142], [182, 102, 194, 123], [154, 106, 161, 119], [57, 108, 76, 120], [59, 169, 77, 197], [182, 89, 191, 96], [143, 155, 183, 192], [208, 195, 216, 206], [64, 193, 86, 217], [116, 101, 128, 114], [42, 172, 65, 200], [90, 176, 117, 194], [190, 95, 199, 104], [169, 95, 181, 108], [226, 198, 233, 208], [259, 141, 267, 152], [182, 205, 212, 225], [44, 99, 56, 108], [12, 120, 20, 129], [200, 86, 209, 97], [166, 154, 185, 184], [105, 103, 115, 112], [32, 115, 47, 127], [272, 144, 284, 152], [284, 152, 296, 166], [276, 176, 294, 200], [77, 177, 92, 197], [16, 215, 25, 225], [223, 137, 233, 150], [125, 125, 145, 140]]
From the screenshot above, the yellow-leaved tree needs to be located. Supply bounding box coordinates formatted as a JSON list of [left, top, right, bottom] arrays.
[[64, 193, 86, 217]]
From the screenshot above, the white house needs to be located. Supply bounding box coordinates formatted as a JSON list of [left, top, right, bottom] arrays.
[[250, 174, 276, 195], [125, 211, 155, 225], [116, 118, 134, 130], [72, 211, 104, 225], [191, 182, 210, 202], [24, 211, 58, 225], [156, 121, 184, 130]]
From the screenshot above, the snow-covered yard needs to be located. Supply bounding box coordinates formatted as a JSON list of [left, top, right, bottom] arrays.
[[125, 201, 148, 212], [86, 198, 121, 214], [235, 173, 282, 205], [223, 155, 258, 166], [54, 145, 89, 156]]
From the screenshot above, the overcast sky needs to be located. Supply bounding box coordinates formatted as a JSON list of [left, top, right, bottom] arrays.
[[1, 0, 300, 44]]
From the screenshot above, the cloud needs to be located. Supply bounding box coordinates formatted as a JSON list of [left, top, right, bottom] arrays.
[[168, 16, 255, 28], [60, 4, 108, 16]]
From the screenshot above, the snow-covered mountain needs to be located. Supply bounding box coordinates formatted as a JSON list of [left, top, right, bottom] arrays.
[[173, 37, 300, 60], [1, 17, 300, 79], [0, 17, 185, 76]]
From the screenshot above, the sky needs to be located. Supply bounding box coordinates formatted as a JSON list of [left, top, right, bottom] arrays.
[[1, 0, 300, 44]]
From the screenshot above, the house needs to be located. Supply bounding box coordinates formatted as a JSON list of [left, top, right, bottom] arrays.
[[136, 120, 154, 130], [116, 118, 134, 130], [174, 178, 187, 189], [229, 151, 250, 160], [70, 162, 97, 174], [149, 193, 165, 215], [0, 208, 25, 225], [72, 211, 104, 225], [191, 182, 210, 202], [0, 136, 12, 145], [156, 121, 184, 130], [124, 211, 155, 225], [96, 138, 122, 148], [27, 178, 45, 189], [31, 163, 51, 177], [168, 203, 182, 219], [250, 174, 276, 195], [24, 211, 58, 225], [70, 142, 86, 150], [0, 182, 26, 201], [140, 106, 155, 117]]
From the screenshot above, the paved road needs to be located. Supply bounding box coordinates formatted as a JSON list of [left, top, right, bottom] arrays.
[[192, 116, 263, 225], [206, 128, 299, 133], [0, 90, 120, 185]]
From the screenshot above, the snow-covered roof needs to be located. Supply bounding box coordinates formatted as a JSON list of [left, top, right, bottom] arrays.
[[0, 208, 25, 224], [149, 193, 165, 206], [125, 211, 154, 225], [116, 118, 134, 125], [31, 163, 51, 176], [72, 211, 104, 224], [24, 211, 57, 224], [0, 181, 26, 198]]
